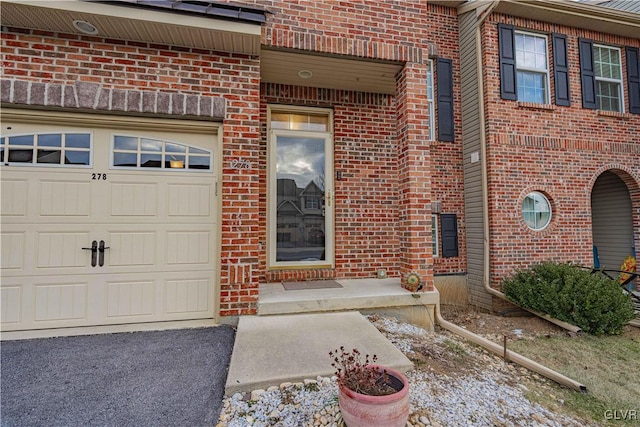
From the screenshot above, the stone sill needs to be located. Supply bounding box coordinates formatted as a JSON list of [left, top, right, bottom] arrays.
[[596, 110, 632, 119], [516, 101, 555, 111]]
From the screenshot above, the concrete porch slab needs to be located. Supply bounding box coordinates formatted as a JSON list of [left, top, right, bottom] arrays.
[[258, 278, 439, 315], [225, 311, 413, 395]]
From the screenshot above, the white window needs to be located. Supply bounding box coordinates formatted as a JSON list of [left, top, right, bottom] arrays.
[[522, 192, 552, 230], [111, 135, 211, 171], [515, 32, 550, 104], [594, 45, 624, 112], [426, 59, 435, 141], [0, 132, 92, 167], [431, 214, 439, 257]]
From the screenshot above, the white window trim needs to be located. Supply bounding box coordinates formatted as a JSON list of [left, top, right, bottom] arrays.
[[515, 30, 551, 104], [593, 44, 625, 113], [522, 191, 552, 231], [426, 59, 435, 141], [0, 131, 94, 169], [431, 214, 439, 258], [267, 105, 334, 270]]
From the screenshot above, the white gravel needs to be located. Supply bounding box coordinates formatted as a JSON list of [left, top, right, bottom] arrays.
[[217, 316, 594, 427]]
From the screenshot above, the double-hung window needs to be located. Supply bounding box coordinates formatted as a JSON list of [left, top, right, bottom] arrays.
[[593, 45, 624, 112], [515, 31, 550, 104], [426, 59, 435, 141], [500, 25, 566, 105], [579, 39, 640, 114]]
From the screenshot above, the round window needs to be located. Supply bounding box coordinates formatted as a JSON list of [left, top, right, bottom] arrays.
[[522, 192, 552, 230]]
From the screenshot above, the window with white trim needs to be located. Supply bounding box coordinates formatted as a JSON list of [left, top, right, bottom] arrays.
[[1, 132, 91, 166], [426, 59, 435, 141], [111, 135, 211, 170], [515, 31, 550, 104], [522, 192, 552, 230], [431, 214, 439, 257], [594, 45, 624, 112]]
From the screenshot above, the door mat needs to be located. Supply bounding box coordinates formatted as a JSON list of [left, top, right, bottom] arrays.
[[282, 280, 343, 291]]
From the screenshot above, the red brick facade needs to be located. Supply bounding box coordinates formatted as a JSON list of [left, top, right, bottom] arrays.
[[482, 13, 640, 291], [247, 1, 466, 294], [2, 1, 638, 319]]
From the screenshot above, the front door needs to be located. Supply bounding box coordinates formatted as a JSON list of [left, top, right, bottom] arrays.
[[268, 108, 334, 269]]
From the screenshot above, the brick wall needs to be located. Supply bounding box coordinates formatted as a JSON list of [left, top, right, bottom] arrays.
[[1, 0, 467, 315], [482, 14, 640, 290], [246, 0, 466, 287], [1, 27, 262, 317], [260, 85, 400, 282]]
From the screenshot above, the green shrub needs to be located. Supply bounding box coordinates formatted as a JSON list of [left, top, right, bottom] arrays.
[[501, 261, 635, 335]]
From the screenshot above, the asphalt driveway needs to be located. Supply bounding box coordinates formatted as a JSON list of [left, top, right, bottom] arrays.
[[1, 326, 235, 427]]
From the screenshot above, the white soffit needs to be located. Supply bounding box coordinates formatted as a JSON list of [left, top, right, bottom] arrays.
[[261, 50, 402, 95], [489, 0, 640, 39], [1, 0, 261, 55]]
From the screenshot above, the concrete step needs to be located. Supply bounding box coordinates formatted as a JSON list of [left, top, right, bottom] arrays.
[[258, 278, 438, 316], [225, 311, 413, 395]]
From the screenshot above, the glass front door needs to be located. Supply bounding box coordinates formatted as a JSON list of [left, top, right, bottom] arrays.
[[270, 131, 333, 267]]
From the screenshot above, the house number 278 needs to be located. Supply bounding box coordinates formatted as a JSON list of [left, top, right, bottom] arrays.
[[231, 158, 251, 169], [92, 173, 107, 180]]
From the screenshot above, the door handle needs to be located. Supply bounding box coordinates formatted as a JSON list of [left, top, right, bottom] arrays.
[[82, 240, 98, 267], [98, 240, 110, 267]]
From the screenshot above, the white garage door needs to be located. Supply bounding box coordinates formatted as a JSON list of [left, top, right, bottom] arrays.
[[1, 111, 220, 332]]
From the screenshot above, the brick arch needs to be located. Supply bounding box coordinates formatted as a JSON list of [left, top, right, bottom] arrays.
[[588, 165, 640, 264], [587, 164, 640, 205]]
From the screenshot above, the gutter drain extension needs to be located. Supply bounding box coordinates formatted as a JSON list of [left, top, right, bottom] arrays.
[[471, 2, 582, 335], [433, 301, 587, 392]]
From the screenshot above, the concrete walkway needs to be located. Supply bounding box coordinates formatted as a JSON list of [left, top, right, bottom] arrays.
[[225, 311, 413, 395]]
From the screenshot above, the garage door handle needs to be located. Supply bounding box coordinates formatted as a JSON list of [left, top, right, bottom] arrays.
[[82, 240, 98, 267], [98, 240, 110, 267]]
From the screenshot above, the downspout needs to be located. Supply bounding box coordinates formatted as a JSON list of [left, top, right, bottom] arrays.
[[434, 302, 587, 392], [473, 1, 582, 334], [432, 0, 586, 394]]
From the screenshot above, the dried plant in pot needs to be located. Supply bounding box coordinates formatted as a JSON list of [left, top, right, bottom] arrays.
[[330, 347, 409, 427]]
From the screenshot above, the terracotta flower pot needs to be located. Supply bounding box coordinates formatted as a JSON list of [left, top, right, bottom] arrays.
[[338, 365, 409, 427]]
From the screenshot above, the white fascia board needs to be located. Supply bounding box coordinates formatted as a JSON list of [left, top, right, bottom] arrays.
[[2, 0, 262, 36]]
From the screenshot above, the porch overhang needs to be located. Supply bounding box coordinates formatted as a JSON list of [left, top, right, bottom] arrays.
[[261, 49, 404, 95], [0, 0, 263, 55]]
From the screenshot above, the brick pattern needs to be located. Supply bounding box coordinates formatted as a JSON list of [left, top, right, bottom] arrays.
[[219, 80, 261, 317], [482, 14, 640, 290], [0, 78, 225, 118], [1, 0, 466, 316], [396, 63, 434, 291], [250, 0, 463, 291], [431, 140, 467, 275], [1, 27, 262, 318], [260, 83, 400, 283], [252, 0, 457, 56]]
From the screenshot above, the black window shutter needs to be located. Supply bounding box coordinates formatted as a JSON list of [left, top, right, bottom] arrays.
[[579, 38, 597, 109], [626, 47, 640, 114], [440, 214, 458, 258], [498, 24, 517, 100], [552, 33, 570, 106], [436, 57, 454, 142]]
